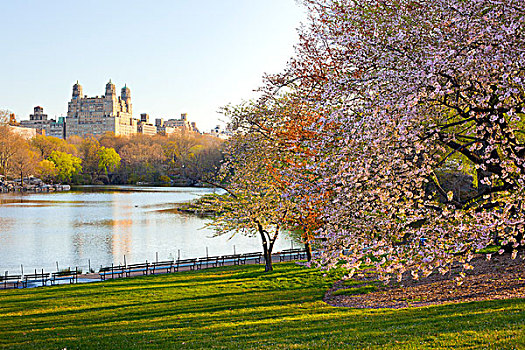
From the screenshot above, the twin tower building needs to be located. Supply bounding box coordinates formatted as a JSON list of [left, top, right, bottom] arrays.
[[66, 80, 138, 137], [21, 80, 197, 139]]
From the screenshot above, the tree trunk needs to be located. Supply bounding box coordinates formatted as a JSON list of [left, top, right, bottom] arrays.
[[262, 242, 273, 272], [257, 223, 273, 272], [305, 241, 312, 262]]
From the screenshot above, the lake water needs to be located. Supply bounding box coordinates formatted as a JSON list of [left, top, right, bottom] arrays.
[[0, 186, 295, 274]]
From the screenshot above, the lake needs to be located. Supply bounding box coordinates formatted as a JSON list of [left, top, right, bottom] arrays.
[[0, 186, 295, 274]]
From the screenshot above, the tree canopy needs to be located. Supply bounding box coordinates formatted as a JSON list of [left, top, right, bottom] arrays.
[[216, 0, 525, 279], [98, 146, 121, 175], [48, 151, 82, 183]]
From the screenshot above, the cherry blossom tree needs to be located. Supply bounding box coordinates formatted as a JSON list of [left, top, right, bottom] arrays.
[[216, 91, 339, 266], [222, 0, 525, 281], [275, 0, 525, 280], [205, 105, 293, 271]]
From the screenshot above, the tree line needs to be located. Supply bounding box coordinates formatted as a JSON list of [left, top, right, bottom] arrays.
[[0, 114, 223, 186]]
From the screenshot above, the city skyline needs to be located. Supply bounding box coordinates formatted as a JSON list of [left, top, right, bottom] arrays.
[[0, 0, 306, 131]]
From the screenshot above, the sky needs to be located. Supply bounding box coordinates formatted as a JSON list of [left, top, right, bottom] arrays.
[[0, 0, 306, 132]]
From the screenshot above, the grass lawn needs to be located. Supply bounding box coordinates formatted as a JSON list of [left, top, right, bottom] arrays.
[[0, 263, 524, 349]]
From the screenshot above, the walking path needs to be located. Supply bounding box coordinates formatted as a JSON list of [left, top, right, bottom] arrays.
[[2, 248, 307, 289]]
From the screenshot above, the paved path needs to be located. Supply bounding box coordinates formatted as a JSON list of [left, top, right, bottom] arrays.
[[6, 250, 307, 289]]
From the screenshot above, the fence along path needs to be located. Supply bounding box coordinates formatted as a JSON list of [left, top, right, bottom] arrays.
[[1, 248, 308, 289]]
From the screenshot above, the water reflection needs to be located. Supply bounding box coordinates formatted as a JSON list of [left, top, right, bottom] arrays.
[[0, 186, 294, 273]]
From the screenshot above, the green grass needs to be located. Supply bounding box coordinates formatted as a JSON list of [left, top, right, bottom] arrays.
[[0, 263, 524, 349], [476, 245, 501, 254], [342, 279, 381, 287], [333, 285, 379, 296]]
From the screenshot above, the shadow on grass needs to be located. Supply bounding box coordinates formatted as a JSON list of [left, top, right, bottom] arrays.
[[1, 263, 524, 349], [0, 263, 323, 308], [6, 298, 525, 349]]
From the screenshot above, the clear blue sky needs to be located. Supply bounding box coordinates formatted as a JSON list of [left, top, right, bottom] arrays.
[[0, 0, 305, 132]]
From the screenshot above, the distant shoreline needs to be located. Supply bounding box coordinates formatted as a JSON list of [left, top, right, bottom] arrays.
[[0, 180, 70, 193]]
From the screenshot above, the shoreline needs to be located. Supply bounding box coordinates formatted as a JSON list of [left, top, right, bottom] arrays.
[[0, 183, 70, 193]]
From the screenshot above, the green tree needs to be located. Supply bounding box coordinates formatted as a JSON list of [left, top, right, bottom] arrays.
[[98, 146, 121, 175], [48, 151, 82, 183]]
